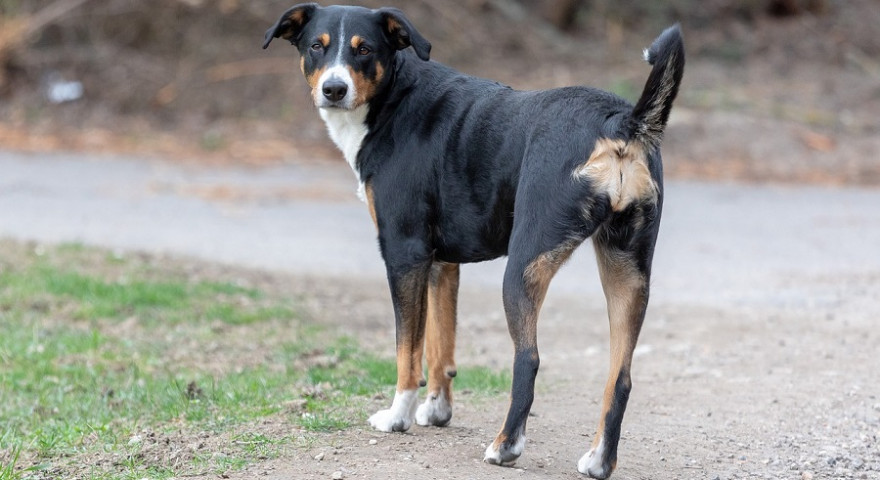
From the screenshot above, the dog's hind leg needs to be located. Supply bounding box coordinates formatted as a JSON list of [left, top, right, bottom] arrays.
[[577, 216, 658, 479], [368, 259, 432, 433], [416, 262, 460, 427], [484, 236, 580, 466]]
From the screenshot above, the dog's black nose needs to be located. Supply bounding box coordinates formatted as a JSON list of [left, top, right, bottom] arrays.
[[322, 80, 348, 102]]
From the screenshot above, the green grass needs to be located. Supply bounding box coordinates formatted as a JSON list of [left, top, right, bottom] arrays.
[[0, 244, 308, 478], [454, 365, 511, 394], [0, 241, 509, 479], [294, 340, 510, 432], [0, 262, 280, 327]]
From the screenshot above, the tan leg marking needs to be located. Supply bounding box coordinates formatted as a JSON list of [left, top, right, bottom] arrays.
[[364, 182, 378, 231], [575, 138, 658, 211], [591, 245, 646, 450], [396, 340, 424, 391], [394, 268, 428, 392], [520, 241, 578, 348], [424, 262, 459, 402], [369, 263, 430, 433], [491, 432, 508, 450]]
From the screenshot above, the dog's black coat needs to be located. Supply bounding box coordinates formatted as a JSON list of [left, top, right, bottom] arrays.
[[365, 59, 631, 264], [264, 5, 684, 478]]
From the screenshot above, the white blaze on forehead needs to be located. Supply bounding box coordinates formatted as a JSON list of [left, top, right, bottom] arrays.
[[335, 15, 346, 64], [315, 13, 369, 202], [314, 16, 357, 109]]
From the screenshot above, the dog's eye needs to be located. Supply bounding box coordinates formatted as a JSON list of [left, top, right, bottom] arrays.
[[310, 43, 323, 52], [357, 45, 372, 56]]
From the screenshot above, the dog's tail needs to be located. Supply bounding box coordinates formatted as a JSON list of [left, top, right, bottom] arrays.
[[628, 24, 685, 152]]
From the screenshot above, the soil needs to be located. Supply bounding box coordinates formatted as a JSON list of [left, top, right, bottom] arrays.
[[24, 253, 876, 480], [210, 272, 880, 480]]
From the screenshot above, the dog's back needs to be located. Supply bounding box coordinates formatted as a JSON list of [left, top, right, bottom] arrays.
[[358, 26, 683, 266]]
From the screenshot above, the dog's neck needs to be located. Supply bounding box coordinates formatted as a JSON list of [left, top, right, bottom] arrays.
[[319, 105, 369, 201]]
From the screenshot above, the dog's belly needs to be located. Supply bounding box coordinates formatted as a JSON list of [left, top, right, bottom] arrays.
[[432, 225, 510, 264], [430, 188, 516, 264]]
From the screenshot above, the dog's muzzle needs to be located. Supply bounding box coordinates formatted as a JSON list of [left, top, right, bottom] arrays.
[[315, 66, 355, 109], [322, 79, 348, 103]]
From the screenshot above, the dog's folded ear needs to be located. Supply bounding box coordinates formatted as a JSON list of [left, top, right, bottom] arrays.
[[263, 3, 319, 49], [376, 7, 431, 61]]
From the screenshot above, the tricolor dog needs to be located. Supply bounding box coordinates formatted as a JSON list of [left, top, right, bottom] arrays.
[[263, 4, 684, 478]]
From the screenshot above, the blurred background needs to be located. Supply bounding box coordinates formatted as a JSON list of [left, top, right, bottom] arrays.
[[1, 0, 878, 184]]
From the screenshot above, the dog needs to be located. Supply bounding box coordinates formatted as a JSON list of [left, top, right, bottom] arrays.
[[263, 4, 683, 478]]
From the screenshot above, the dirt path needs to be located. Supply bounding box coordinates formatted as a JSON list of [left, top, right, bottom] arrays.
[[223, 274, 878, 480], [1, 151, 879, 479]]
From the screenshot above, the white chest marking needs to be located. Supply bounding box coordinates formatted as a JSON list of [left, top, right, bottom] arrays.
[[319, 105, 369, 201]]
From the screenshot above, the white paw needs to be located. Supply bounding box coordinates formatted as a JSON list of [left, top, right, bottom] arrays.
[[368, 408, 410, 432], [577, 438, 611, 478], [483, 433, 526, 466], [367, 389, 417, 432], [415, 390, 452, 427], [483, 443, 511, 466]]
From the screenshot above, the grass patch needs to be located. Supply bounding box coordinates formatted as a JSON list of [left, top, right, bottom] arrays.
[[0, 261, 278, 327], [0, 241, 508, 479], [294, 343, 510, 433], [0, 242, 311, 478], [453, 365, 511, 394]]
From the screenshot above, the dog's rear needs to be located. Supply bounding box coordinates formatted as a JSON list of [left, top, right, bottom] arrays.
[[573, 24, 683, 216], [570, 25, 684, 478]]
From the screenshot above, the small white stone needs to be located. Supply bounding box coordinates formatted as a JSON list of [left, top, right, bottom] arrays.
[[368, 439, 378, 445], [331, 471, 343, 480], [314, 452, 325, 461]]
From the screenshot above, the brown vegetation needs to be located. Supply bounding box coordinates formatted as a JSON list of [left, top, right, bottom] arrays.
[[1, 0, 878, 183]]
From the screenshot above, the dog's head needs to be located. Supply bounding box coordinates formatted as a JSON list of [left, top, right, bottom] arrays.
[[263, 4, 431, 110]]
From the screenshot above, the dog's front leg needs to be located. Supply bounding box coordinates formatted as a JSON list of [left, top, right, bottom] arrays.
[[416, 262, 459, 427], [368, 257, 431, 432]]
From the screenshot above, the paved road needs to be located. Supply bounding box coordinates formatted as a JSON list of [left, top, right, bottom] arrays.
[[2, 149, 880, 312]]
